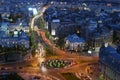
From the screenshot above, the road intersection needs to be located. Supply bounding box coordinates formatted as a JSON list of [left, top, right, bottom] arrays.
[[0, 5, 99, 80]]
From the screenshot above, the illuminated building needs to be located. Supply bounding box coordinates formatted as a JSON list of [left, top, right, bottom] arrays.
[[65, 34, 85, 51], [0, 30, 29, 49]]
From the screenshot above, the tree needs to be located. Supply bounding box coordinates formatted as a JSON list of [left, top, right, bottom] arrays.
[[45, 32, 50, 39]]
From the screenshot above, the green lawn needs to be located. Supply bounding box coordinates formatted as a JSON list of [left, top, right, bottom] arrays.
[[62, 73, 80, 80]]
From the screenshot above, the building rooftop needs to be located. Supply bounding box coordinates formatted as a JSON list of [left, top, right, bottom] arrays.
[[66, 34, 85, 43], [108, 24, 120, 31], [99, 44, 120, 74]]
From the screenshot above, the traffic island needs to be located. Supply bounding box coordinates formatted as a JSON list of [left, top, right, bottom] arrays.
[[44, 59, 72, 69]]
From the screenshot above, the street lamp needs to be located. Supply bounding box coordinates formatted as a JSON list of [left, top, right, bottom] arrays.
[[88, 50, 92, 54], [41, 65, 47, 73]]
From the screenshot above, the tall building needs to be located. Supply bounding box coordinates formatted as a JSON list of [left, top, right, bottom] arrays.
[[50, 19, 60, 36], [99, 44, 120, 80]]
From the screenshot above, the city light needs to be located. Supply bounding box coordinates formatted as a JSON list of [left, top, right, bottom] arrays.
[[28, 7, 38, 15], [28, 8, 33, 11], [51, 29, 56, 36], [41, 65, 47, 73], [0, 0, 119, 80], [32, 8, 38, 15], [13, 30, 19, 37], [88, 50, 92, 54]]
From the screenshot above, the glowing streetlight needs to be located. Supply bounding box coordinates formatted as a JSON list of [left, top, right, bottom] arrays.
[[41, 65, 47, 73], [88, 50, 92, 54]]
